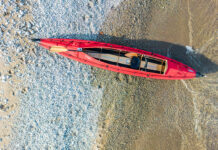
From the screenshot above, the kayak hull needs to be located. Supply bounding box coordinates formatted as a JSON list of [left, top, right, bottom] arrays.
[[36, 38, 199, 80]]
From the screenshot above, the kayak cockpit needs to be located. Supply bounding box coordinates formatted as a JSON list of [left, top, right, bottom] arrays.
[[84, 48, 167, 74]]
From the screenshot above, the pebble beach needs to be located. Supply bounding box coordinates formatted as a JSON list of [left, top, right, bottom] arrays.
[[1, 0, 122, 149]]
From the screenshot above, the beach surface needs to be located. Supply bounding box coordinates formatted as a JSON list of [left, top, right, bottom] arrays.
[[93, 0, 217, 149], [0, 0, 217, 149]]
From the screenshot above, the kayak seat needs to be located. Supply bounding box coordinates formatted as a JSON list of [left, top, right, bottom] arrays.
[[146, 62, 162, 72], [131, 57, 141, 69], [87, 52, 131, 66]]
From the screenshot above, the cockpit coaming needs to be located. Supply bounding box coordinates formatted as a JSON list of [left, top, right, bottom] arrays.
[[84, 48, 167, 74]]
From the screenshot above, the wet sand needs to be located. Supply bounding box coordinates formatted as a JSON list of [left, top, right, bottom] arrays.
[[92, 0, 217, 149]]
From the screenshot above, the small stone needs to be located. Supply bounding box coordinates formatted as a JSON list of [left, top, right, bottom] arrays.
[[127, 76, 132, 83], [99, 31, 104, 35], [15, 46, 22, 52], [1, 25, 6, 33], [19, 57, 25, 62], [83, 15, 89, 23], [16, 30, 21, 36], [88, 1, 94, 8], [28, 29, 35, 35], [8, 70, 14, 74], [26, 22, 32, 28], [4, 19, 9, 26], [0, 104, 5, 110], [7, 75, 12, 80], [3, 99, 8, 104], [24, 31, 30, 36], [3, 106, 10, 112], [18, 10, 24, 17], [21, 87, 28, 94], [2, 75, 7, 82], [116, 73, 124, 82]]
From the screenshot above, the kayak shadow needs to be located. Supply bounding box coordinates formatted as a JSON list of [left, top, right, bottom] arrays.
[[52, 34, 218, 75]]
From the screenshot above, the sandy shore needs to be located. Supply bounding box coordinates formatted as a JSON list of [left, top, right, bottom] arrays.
[[93, 0, 217, 149]]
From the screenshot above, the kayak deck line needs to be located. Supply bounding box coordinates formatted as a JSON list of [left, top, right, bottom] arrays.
[[32, 38, 205, 80]]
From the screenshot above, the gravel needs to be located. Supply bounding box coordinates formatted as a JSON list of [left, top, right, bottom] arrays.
[[0, 0, 123, 149]]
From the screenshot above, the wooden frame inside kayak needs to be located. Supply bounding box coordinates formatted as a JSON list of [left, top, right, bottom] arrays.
[[83, 48, 168, 75]]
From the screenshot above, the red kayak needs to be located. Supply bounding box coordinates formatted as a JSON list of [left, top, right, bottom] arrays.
[[32, 38, 204, 80]]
